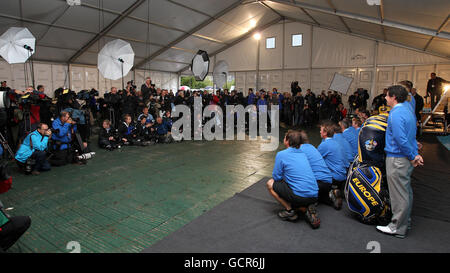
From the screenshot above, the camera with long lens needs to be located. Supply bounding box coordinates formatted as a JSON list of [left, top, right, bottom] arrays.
[[77, 152, 95, 161]]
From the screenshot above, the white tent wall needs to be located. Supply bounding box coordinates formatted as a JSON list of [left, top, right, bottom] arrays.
[[217, 21, 450, 108], [0, 61, 178, 98], [134, 69, 178, 93]]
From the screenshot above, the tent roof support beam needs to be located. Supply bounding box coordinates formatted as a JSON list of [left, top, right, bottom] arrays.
[[282, 16, 450, 60], [266, 0, 450, 40], [67, 0, 146, 63], [71, 0, 226, 45], [134, 0, 244, 70], [424, 15, 450, 51], [177, 17, 283, 74]]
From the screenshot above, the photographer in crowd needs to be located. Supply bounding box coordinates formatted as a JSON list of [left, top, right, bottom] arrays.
[[103, 87, 122, 127], [151, 117, 173, 144], [15, 123, 51, 175], [49, 111, 77, 166], [141, 77, 155, 102], [118, 114, 137, 146], [98, 119, 120, 151]]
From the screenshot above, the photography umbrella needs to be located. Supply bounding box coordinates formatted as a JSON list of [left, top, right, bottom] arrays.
[[0, 27, 35, 64], [97, 39, 134, 89]]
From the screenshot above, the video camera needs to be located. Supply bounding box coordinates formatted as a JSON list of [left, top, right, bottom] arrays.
[[76, 88, 99, 101], [18, 92, 51, 106]]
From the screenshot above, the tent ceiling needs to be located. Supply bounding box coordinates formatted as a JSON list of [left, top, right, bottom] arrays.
[[0, 0, 448, 73]]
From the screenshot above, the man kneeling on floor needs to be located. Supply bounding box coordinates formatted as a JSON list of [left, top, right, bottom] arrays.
[[266, 130, 320, 229], [15, 123, 52, 175]]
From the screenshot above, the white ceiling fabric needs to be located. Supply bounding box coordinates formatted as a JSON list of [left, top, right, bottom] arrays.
[[0, 0, 447, 73]]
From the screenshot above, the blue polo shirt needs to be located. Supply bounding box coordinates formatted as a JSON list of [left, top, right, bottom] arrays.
[[343, 127, 358, 157], [333, 133, 354, 165], [385, 103, 418, 160], [299, 144, 333, 184], [317, 138, 347, 181], [272, 147, 318, 198]]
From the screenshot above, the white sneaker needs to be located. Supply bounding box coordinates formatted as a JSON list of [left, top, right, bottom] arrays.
[[376, 225, 406, 239]]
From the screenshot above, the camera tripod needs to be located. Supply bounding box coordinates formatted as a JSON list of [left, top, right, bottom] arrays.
[[109, 107, 116, 128], [0, 130, 14, 159], [21, 104, 39, 135]]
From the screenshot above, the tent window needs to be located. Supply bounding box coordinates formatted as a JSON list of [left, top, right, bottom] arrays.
[[292, 34, 303, 47], [266, 37, 276, 49]]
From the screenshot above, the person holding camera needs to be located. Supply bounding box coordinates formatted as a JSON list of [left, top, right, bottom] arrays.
[[151, 117, 173, 144], [141, 77, 155, 102], [137, 107, 155, 125], [121, 87, 138, 119], [49, 111, 77, 166], [103, 87, 122, 128], [118, 114, 137, 145], [134, 116, 156, 146], [98, 119, 120, 151], [15, 123, 51, 175]]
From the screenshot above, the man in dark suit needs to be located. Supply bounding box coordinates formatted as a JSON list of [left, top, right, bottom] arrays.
[[426, 73, 449, 109]]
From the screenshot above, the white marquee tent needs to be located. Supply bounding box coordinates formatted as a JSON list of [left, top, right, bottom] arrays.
[[0, 0, 449, 102]]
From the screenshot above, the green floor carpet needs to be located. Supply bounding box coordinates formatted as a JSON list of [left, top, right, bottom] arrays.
[[2, 126, 322, 253]]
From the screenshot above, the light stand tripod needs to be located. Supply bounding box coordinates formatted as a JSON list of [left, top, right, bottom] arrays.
[[118, 58, 125, 91], [23, 45, 35, 89]]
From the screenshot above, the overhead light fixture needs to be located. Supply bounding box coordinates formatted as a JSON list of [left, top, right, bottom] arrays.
[[67, 0, 81, 6], [444, 84, 450, 92], [250, 19, 257, 28], [253, 33, 261, 40], [366, 0, 381, 5]]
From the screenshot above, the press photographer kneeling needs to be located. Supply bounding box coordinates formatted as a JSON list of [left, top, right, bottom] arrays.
[[49, 111, 94, 166], [15, 123, 52, 175]]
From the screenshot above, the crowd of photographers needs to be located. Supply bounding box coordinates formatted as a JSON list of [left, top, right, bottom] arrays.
[[0, 77, 383, 178]]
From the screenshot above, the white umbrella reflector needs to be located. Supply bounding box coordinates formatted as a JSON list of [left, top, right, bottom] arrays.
[[98, 39, 134, 81], [0, 27, 35, 64]]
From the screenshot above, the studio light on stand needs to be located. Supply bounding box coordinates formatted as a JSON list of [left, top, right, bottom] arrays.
[[0, 27, 36, 158], [0, 27, 36, 88], [191, 50, 210, 82], [97, 39, 134, 91]]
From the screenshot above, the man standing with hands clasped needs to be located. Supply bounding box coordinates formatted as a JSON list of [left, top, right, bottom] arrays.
[[376, 85, 424, 239]]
